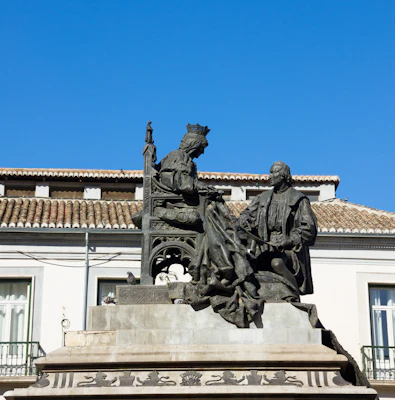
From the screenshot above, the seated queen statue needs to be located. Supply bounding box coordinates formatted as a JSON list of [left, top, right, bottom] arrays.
[[155, 124, 260, 327]]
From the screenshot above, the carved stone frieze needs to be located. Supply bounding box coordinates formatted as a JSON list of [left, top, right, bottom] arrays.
[[180, 370, 202, 386], [136, 371, 176, 386], [29, 369, 352, 390]]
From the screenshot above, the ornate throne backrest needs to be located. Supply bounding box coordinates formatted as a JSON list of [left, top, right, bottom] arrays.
[[140, 123, 201, 285]]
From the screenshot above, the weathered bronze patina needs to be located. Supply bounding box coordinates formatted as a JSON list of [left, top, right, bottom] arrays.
[[238, 161, 317, 302], [135, 123, 317, 327]]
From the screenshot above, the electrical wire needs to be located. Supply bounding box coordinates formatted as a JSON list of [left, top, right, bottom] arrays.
[[16, 251, 122, 268]]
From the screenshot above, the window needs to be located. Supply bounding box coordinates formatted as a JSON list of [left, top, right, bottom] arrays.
[[370, 287, 395, 348], [101, 189, 135, 201], [246, 189, 264, 200], [97, 278, 139, 305], [368, 286, 395, 378], [0, 280, 31, 343], [50, 187, 84, 199], [5, 187, 35, 198], [300, 191, 320, 202]]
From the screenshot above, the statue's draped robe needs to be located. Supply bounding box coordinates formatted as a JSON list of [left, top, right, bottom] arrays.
[[239, 186, 317, 297], [159, 150, 201, 195], [158, 149, 258, 327]]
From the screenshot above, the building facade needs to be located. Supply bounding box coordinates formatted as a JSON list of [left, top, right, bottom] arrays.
[[0, 168, 394, 398]]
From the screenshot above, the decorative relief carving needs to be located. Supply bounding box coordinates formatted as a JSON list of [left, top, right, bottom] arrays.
[[31, 373, 50, 388], [152, 199, 165, 209], [180, 370, 202, 386], [245, 370, 262, 385], [150, 221, 176, 231], [77, 372, 117, 387], [151, 178, 173, 194], [136, 371, 176, 386], [52, 372, 74, 388], [118, 371, 136, 387], [206, 371, 245, 386], [307, 370, 329, 387], [152, 236, 196, 249], [332, 371, 352, 386], [262, 371, 303, 387], [29, 369, 350, 389], [143, 182, 151, 213]]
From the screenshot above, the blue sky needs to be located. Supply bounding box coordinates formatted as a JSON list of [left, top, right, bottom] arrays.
[[1, 1, 394, 211]]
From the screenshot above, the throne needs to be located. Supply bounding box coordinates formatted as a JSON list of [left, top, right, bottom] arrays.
[[138, 123, 205, 285]]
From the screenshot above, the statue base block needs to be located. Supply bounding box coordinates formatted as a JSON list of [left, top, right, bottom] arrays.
[[117, 285, 172, 304], [4, 302, 377, 399]]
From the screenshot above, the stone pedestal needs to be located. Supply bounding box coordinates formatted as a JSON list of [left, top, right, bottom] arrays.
[[4, 302, 377, 399]]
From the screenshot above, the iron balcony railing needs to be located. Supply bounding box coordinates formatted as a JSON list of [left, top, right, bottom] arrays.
[[361, 345, 395, 380], [0, 342, 45, 376]]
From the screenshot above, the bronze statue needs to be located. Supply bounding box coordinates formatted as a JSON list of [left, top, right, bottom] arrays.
[[138, 123, 259, 327], [137, 122, 317, 326], [158, 123, 212, 195], [238, 161, 317, 301], [157, 125, 258, 301]]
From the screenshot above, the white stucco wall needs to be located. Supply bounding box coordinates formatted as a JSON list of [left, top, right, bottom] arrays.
[[305, 245, 395, 368], [0, 230, 394, 399], [0, 232, 141, 353], [35, 183, 49, 198]]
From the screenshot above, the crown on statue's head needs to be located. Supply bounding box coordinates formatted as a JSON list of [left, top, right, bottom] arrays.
[[186, 123, 210, 136]]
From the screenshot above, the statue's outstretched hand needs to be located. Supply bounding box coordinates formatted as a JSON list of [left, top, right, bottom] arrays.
[[199, 184, 223, 200], [238, 214, 251, 230], [279, 236, 294, 250], [208, 188, 223, 200]]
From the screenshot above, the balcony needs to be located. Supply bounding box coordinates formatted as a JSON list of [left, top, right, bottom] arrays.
[[0, 342, 45, 377], [361, 345, 395, 381]]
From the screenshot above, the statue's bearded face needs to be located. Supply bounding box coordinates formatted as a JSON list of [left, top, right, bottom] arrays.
[[269, 164, 284, 187]]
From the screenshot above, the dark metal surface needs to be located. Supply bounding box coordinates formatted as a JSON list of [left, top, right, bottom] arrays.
[[136, 124, 319, 327], [238, 161, 318, 302]]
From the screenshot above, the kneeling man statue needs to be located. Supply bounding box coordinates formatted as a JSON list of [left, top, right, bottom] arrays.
[[238, 161, 317, 302]]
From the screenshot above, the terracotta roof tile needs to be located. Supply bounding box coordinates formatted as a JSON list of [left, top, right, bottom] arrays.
[[122, 202, 133, 228], [26, 199, 36, 227], [2, 199, 15, 227], [109, 202, 118, 228], [65, 201, 73, 228], [10, 198, 22, 227], [0, 168, 144, 179], [0, 198, 393, 234], [0, 168, 340, 187], [0, 198, 140, 230], [198, 172, 340, 187], [49, 201, 58, 227], [41, 200, 51, 227], [72, 201, 80, 228], [94, 201, 102, 228], [80, 201, 87, 228], [310, 199, 395, 234], [87, 201, 95, 228], [0, 200, 8, 222], [116, 202, 126, 229], [33, 200, 44, 228], [56, 201, 65, 227], [102, 202, 111, 229], [18, 199, 29, 227], [227, 199, 395, 234]]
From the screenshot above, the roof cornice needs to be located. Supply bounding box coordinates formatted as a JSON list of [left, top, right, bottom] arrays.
[[0, 168, 340, 187]]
